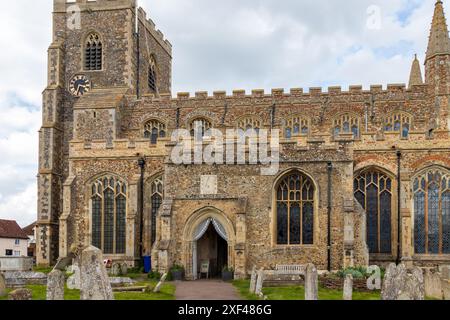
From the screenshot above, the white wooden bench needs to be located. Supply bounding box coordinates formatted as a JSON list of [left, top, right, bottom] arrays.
[[275, 265, 306, 276]]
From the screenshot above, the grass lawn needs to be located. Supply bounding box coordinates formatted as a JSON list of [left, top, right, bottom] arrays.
[[0, 280, 176, 301], [233, 280, 381, 300]]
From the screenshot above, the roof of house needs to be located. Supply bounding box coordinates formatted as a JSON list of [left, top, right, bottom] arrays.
[[22, 222, 37, 236], [0, 219, 29, 240]]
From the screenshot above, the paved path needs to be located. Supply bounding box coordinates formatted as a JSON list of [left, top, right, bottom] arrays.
[[175, 280, 242, 300]]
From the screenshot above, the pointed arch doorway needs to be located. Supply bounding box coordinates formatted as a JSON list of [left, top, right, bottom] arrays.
[[192, 217, 229, 280]]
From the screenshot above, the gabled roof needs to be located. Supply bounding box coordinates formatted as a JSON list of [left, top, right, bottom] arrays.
[[0, 219, 29, 240], [22, 222, 37, 236]]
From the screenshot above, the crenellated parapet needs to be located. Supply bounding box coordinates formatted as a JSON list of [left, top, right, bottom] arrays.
[[137, 8, 172, 56], [54, 0, 137, 12]]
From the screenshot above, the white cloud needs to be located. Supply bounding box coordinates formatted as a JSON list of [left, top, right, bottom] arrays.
[[0, 0, 443, 226]]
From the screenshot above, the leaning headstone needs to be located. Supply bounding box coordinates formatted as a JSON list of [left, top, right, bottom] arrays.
[[249, 266, 257, 294], [46, 269, 65, 300], [255, 268, 264, 296], [0, 273, 6, 297], [366, 265, 381, 290], [424, 269, 443, 300], [120, 263, 128, 276], [67, 264, 81, 290], [153, 273, 168, 293], [305, 263, 318, 300], [343, 274, 353, 301], [80, 246, 114, 300], [8, 288, 32, 300], [381, 264, 424, 300]]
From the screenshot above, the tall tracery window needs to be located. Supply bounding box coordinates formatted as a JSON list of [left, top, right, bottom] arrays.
[[148, 56, 157, 93], [284, 116, 309, 138], [414, 168, 450, 254], [354, 170, 393, 254], [144, 120, 166, 144], [85, 33, 102, 71], [91, 176, 127, 254], [276, 171, 315, 245], [384, 112, 412, 138], [333, 114, 360, 139], [150, 177, 164, 247], [190, 118, 212, 140]]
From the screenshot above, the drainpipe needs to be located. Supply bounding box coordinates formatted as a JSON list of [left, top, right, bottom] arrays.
[[138, 157, 146, 262], [327, 162, 333, 272], [396, 151, 402, 265]]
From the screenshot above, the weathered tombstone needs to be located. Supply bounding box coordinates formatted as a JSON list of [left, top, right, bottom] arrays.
[[111, 263, 121, 276], [8, 288, 32, 300], [366, 265, 381, 290], [440, 265, 450, 280], [0, 273, 6, 297], [424, 269, 443, 300], [46, 269, 65, 300], [153, 273, 168, 293], [305, 263, 318, 301], [255, 268, 264, 296], [80, 246, 114, 300], [442, 279, 450, 300], [249, 266, 257, 294], [120, 263, 128, 276], [343, 274, 353, 301], [381, 264, 424, 300], [67, 263, 81, 290]]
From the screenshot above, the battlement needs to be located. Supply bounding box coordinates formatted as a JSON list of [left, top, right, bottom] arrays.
[[54, 0, 136, 12], [139, 83, 426, 103], [137, 8, 172, 55]]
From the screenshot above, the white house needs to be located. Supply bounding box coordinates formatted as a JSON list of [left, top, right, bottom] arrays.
[[0, 219, 29, 257]]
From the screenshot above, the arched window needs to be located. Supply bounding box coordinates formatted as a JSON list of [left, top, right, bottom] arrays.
[[85, 33, 102, 71], [276, 171, 315, 245], [354, 170, 393, 254], [413, 168, 450, 254], [190, 118, 212, 140], [91, 176, 127, 254], [148, 56, 157, 93], [333, 114, 360, 139], [144, 120, 166, 144], [384, 112, 412, 138], [150, 177, 164, 247], [284, 116, 309, 139]]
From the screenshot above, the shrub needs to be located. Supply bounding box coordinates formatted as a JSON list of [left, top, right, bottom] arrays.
[[337, 267, 367, 279]]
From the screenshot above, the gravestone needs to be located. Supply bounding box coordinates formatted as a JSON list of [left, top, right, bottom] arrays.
[[80, 246, 114, 300], [381, 263, 424, 300], [255, 268, 264, 296], [121, 263, 128, 276], [440, 265, 450, 280], [424, 269, 443, 300], [8, 288, 32, 300], [67, 264, 81, 290], [343, 274, 353, 301], [249, 266, 257, 294], [366, 265, 381, 290], [111, 263, 121, 276], [153, 273, 168, 293], [0, 273, 6, 297], [305, 263, 318, 300], [46, 269, 65, 300]]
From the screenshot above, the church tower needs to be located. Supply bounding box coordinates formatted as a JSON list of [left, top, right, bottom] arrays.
[[37, 0, 172, 266]]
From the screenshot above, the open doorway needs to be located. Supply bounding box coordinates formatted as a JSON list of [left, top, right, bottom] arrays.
[[196, 224, 228, 278]]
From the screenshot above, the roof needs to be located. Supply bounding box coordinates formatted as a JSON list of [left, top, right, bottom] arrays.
[[22, 222, 37, 236], [0, 219, 29, 240]]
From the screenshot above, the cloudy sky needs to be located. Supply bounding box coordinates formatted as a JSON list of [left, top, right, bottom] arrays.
[[0, 0, 441, 226]]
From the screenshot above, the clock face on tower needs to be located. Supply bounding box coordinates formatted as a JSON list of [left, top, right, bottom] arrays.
[[69, 75, 91, 96]]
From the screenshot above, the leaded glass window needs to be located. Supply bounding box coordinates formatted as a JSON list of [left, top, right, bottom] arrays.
[[85, 33, 102, 71], [384, 112, 412, 138], [283, 116, 310, 139], [148, 56, 157, 93], [91, 176, 127, 254], [354, 170, 393, 254], [276, 171, 315, 245], [150, 177, 164, 247], [190, 118, 212, 140], [333, 114, 360, 139], [144, 120, 166, 144], [413, 168, 450, 254]]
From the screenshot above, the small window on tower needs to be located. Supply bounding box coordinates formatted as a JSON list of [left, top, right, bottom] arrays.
[[84, 33, 102, 71], [148, 56, 157, 93]]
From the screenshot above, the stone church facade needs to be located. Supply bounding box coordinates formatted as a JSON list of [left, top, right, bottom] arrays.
[[37, 0, 450, 279]]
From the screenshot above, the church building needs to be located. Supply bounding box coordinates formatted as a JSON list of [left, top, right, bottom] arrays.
[[37, 0, 450, 280]]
